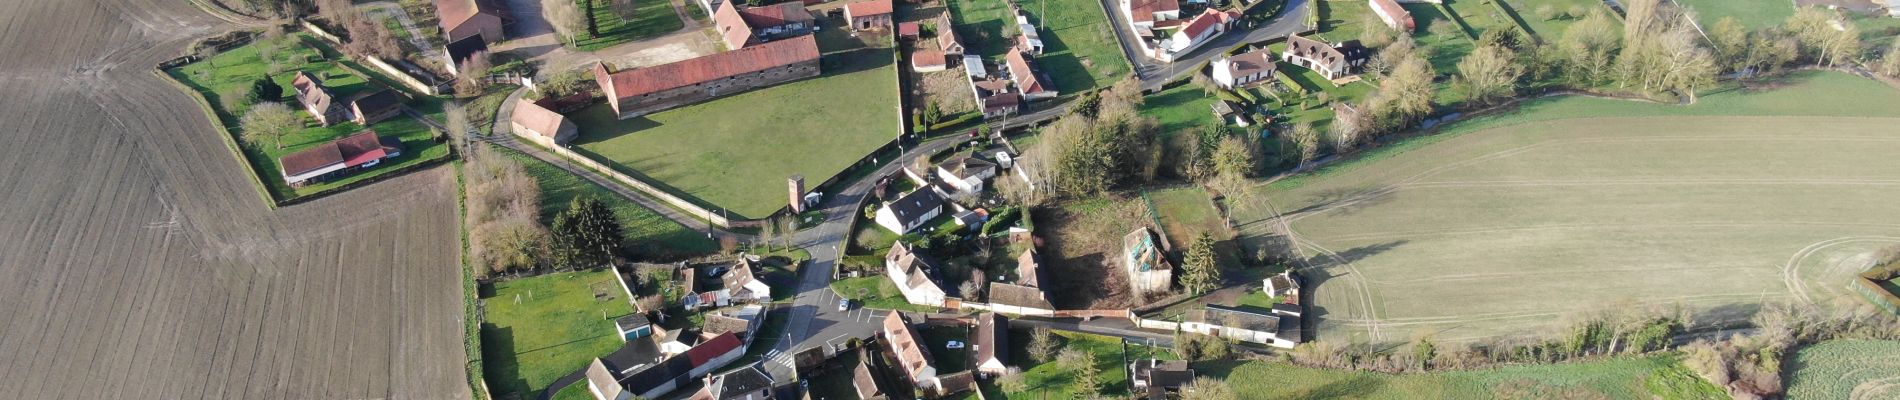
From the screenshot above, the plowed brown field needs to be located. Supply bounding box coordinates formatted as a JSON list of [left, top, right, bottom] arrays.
[[0, 1, 468, 398]]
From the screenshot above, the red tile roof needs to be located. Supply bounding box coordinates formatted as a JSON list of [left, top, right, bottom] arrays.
[[1180, 8, 1233, 41], [846, 0, 893, 17], [1005, 50, 1048, 95], [1369, 0, 1415, 31], [685, 332, 743, 366], [912, 48, 946, 68], [714, 2, 756, 49], [898, 21, 921, 37], [1129, 0, 1179, 23], [434, 0, 497, 34], [742, 2, 814, 27], [598, 35, 820, 100], [281, 131, 388, 176]]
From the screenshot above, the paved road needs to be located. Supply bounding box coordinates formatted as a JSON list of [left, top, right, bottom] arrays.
[[1101, 0, 1314, 90]]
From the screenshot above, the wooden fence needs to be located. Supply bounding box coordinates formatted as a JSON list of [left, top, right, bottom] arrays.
[[542, 143, 762, 228], [299, 20, 443, 95]]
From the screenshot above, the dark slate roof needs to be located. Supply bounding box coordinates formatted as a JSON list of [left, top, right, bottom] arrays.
[[445, 35, 489, 65], [710, 366, 775, 399], [350, 88, 403, 115], [1277, 314, 1304, 342], [620, 355, 692, 393], [884, 189, 945, 225], [601, 335, 666, 376], [1134, 359, 1194, 388], [617, 313, 651, 328], [1196, 304, 1280, 332]]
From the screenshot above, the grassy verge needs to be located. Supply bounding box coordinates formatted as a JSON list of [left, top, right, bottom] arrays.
[[498, 146, 718, 259], [453, 160, 489, 400], [569, 27, 900, 218], [1674, 0, 1792, 30], [166, 32, 451, 202], [1198, 355, 1723, 399], [572, 0, 686, 51], [479, 269, 638, 397], [832, 276, 940, 313]]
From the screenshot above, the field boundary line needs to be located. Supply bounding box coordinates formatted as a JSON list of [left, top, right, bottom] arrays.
[[1313, 221, 1900, 243], [150, 67, 278, 209]]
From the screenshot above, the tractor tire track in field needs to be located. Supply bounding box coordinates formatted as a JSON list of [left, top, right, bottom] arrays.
[[0, 0, 470, 398], [1781, 236, 1900, 305]]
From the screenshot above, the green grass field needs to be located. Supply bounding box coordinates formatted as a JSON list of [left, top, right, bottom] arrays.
[[1230, 71, 1900, 344], [571, 0, 686, 51], [570, 32, 900, 218], [1675, 0, 1792, 30], [1202, 355, 1723, 399], [1786, 340, 1900, 399], [480, 269, 638, 397], [167, 33, 450, 201], [1142, 84, 1223, 133], [946, 0, 1130, 92], [500, 147, 717, 259]]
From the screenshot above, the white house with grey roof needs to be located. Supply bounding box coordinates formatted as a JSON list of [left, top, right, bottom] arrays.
[[875, 189, 946, 234], [885, 242, 948, 307], [1181, 304, 1303, 348]]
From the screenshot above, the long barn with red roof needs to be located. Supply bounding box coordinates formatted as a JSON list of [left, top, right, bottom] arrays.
[[593, 35, 821, 119]]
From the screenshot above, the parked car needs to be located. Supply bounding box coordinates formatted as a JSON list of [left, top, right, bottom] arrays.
[[838, 299, 852, 311], [946, 341, 965, 349]]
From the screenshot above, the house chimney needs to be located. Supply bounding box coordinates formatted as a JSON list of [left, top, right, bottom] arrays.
[[788, 175, 807, 213]]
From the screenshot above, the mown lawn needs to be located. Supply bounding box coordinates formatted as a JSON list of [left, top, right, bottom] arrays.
[[946, 0, 1130, 92], [570, 31, 900, 218], [167, 33, 450, 202], [1674, 0, 1792, 30], [1200, 355, 1724, 399], [572, 0, 686, 51], [831, 276, 940, 312], [1142, 84, 1223, 134], [480, 269, 638, 397], [500, 146, 717, 259]]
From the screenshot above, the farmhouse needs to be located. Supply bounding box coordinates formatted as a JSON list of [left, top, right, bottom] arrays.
[[1151, 9, 1239, 63], [594, 35, 821, 119], [1212, 100, 1250, 127], [1006, 49, 1058, 100], [433, 0, 506, 43], [721, 259, 772, 303], [348, 88, 402, 125], [970, 74, 1023, 119], [621, 332, 747, 398], [936, 154, 998, 194], [1182, 304, 1302, 348], [1130, 359, 1194, 399], [442, 35, 488, 76], [1120, 0, 1182, 30], [937, 15, 965, 55], [510, 100, 579, 147], [852, 351, 888, 399], [715, 1, 816, 50], [1209, 47, 1276, 89], [1369, 0, 1415, 31], [972, 313, 1010, 376], [986, 249, 1054, 315], [880, 312, 940, 389], [845, 0, 894, 31], [885, 242, 948, 307], [1265, 270, 1300, 297], [291, 72, 349, 126], [874, 189, 946, 234], [1123, 227, 1174, 297], [695, 366, 775, 400], [1282, 34, 1371, 81], [280, 130, 404, 187]]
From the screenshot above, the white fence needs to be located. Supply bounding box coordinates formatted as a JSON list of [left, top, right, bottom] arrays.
[[299, 20, 441, 96], [541, 143, 759, 228]]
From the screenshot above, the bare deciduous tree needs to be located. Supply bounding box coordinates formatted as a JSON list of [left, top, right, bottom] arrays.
[[240, 102, 299, 149], [545, 0, 587, 46], [1455, 42, 1522, 105], [1290, 122, 1320, 167], [455, 50, 493, 97]]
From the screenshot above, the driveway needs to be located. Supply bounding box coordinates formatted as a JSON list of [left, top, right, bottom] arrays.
[[491, 0, 718, 76]]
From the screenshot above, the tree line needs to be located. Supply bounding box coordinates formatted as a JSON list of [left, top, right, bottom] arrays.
[[465, 146, 630, 278]]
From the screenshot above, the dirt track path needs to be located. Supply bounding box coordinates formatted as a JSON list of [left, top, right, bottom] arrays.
[[0, 0, 469, 398]]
